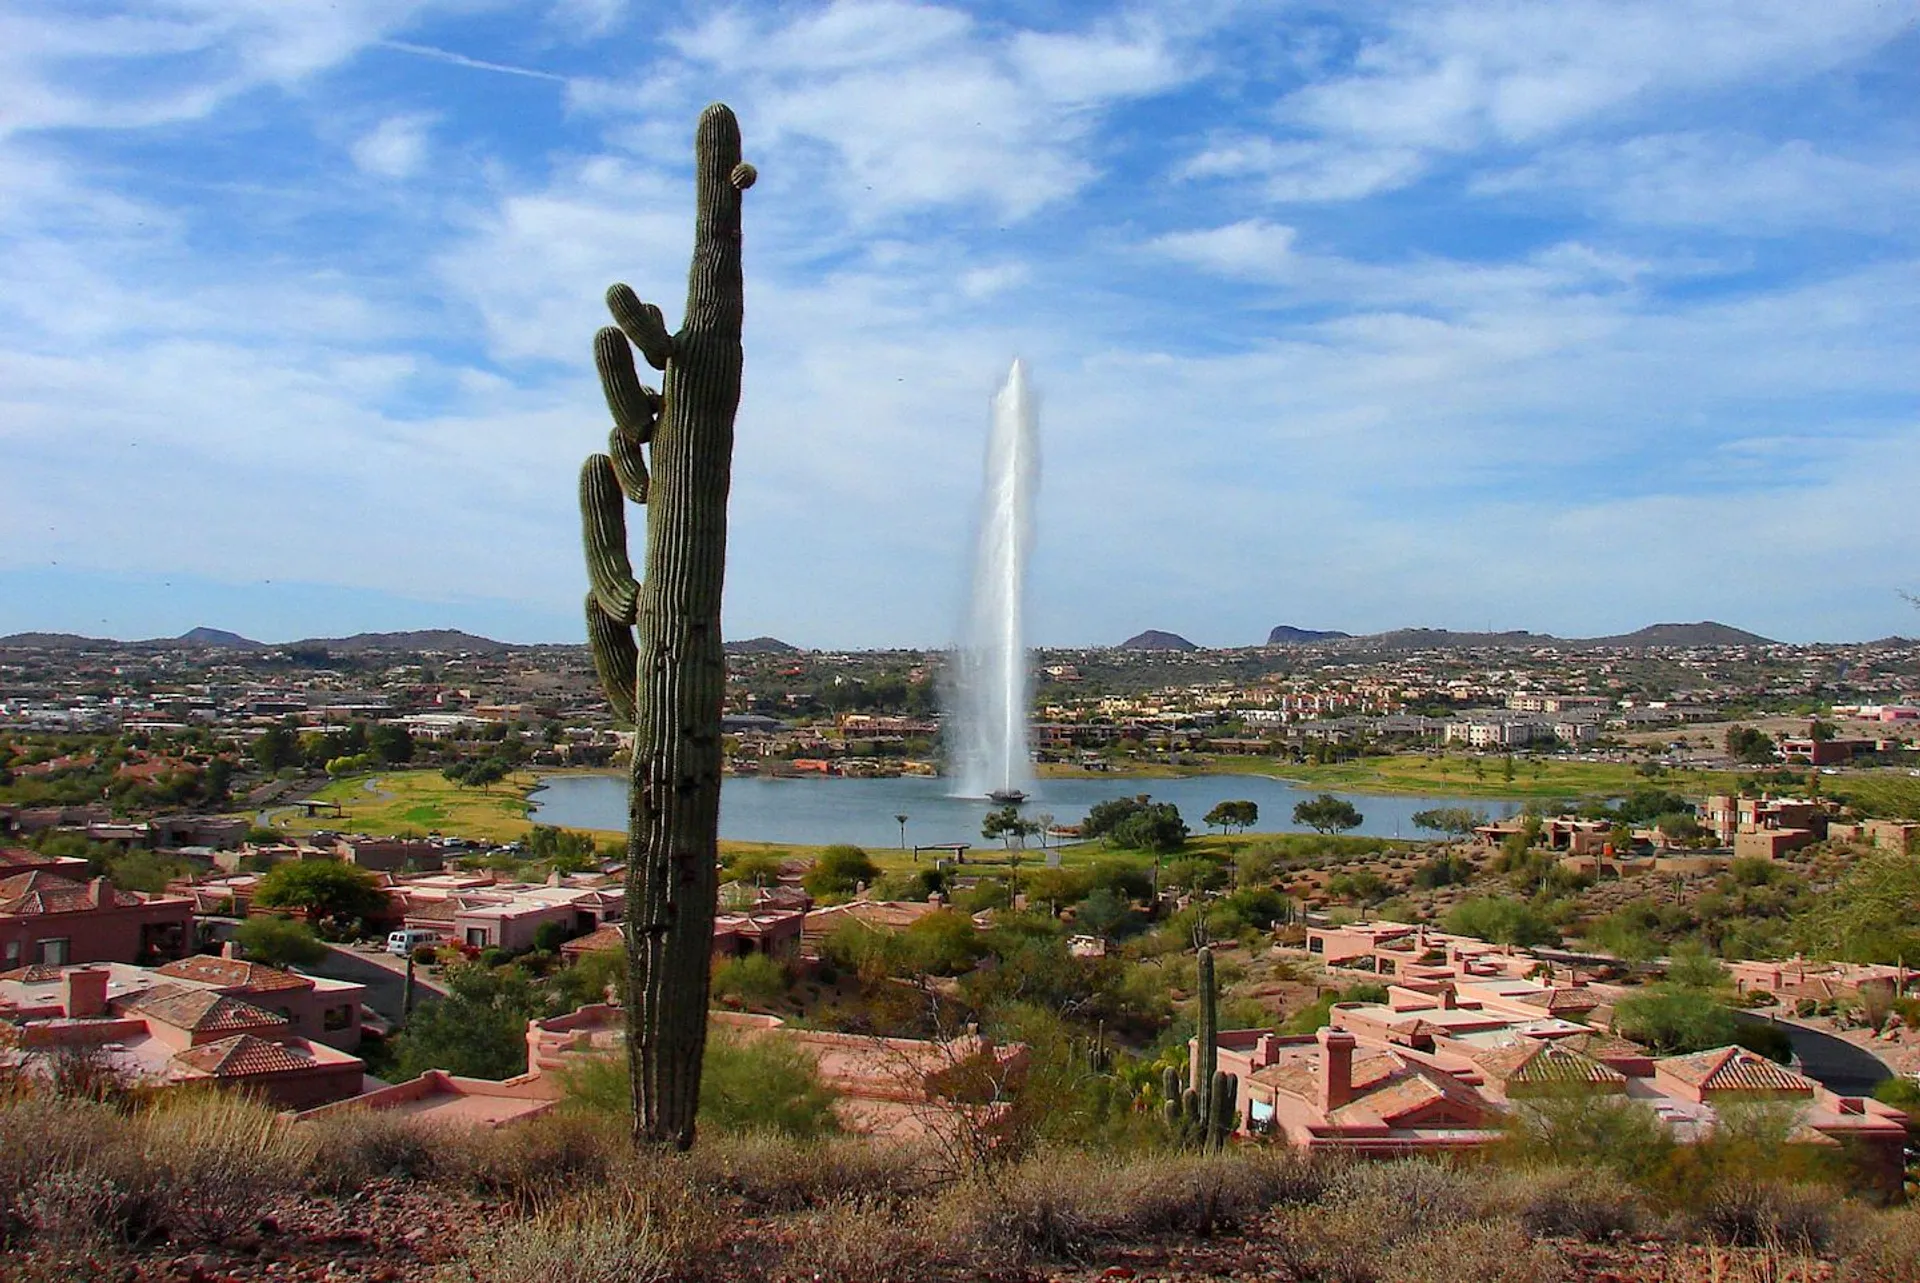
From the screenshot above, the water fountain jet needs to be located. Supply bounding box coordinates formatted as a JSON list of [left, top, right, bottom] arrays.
[[951, 360, 1038, 801]]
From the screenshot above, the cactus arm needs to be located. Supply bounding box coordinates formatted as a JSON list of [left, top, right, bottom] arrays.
[[609, 428, 650, 505], [596, 326, 663, 442], [585, 594, 639, 724], [579, 455, 640, 623], [607, 285, 675, 371]]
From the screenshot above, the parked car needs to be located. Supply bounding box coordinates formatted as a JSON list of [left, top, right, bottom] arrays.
[[386, 928, 440, 956]]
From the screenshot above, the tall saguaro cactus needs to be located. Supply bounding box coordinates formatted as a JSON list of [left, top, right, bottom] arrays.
[[578, 103, 755, 1149]]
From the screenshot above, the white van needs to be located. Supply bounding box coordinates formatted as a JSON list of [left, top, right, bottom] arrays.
[[387, 929, 439, 957]]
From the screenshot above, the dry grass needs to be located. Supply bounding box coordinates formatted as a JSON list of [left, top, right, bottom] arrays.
[[4, 1082, 1919, 1282]]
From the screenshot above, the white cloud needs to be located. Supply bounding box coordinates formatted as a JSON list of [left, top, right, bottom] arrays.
[[1182, 0, 1915, 204], [350, 114, 435, 178], [1479, 134, 1920, 237]]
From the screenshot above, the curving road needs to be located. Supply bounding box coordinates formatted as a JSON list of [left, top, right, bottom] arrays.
[[1734, 1011, 1893, 1097]]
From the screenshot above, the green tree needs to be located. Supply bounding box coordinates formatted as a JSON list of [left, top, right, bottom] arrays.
[[389, 963, 541, 1080], [802, 845, 879, 900], [368, 724, 415, 764], [1795, 854, 1920, 964], [252, 859, 387, 927], [1411, 806, 1488, 839], [1292, 793, 1363, 834], [1075, 886, 1133, 940], [1108, 802, 1188, 854], [1726, 726, 1778, 765], [1081, 795, 1153, 840], [1203, 799, 1258, 834], [1442, 895, 1558, 947], [233, 915, 328, 969], [250, 725, 300, 773], [1612, 988, 1736, 1054], [982, 804, 1040, 850]]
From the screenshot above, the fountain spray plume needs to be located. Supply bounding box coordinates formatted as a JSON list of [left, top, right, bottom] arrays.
[[953, 359, 1039, 800]]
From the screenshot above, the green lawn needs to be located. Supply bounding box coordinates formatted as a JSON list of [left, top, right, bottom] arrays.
[[1198, 753, 1743, 801]]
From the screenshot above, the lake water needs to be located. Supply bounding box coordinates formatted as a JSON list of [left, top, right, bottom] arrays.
[[526, 772, 1521, 850]]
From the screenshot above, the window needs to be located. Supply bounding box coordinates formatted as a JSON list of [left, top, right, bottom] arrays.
[[322, 1005, 353, 1031], [465, 928, 488, 947], [36, 939, 69, 966]]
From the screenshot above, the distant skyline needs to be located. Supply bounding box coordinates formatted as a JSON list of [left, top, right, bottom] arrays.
[[4, 2, 1918, 649]]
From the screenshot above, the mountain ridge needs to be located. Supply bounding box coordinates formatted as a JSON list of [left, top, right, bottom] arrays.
[[1119, 629, 1198, 652]]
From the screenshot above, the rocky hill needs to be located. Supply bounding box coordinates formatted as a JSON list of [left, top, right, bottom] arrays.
[[1118, 629, 1198, 651], [1265, 625, 1353, 645], [725, 636, 802, 654]]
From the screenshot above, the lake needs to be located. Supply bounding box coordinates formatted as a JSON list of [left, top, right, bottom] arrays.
[[526, 772, 1521, 850]]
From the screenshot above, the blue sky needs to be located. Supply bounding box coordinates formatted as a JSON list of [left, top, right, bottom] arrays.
[[2, 1, 1917, 647]]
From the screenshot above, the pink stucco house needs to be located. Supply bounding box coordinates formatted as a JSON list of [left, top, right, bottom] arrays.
[[1, 871, 193, 968]]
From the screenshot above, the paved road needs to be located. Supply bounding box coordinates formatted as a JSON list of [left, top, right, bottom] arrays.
[[1735, 1011, 1893, 1097], [311, 944, 446, 1023]]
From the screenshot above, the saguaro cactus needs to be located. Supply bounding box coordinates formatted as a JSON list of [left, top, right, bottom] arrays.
[[579, 103, 755, 1149]]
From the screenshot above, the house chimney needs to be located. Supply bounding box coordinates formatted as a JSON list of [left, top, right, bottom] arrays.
[[89, 876, 111, 907], [63, 967, 109, 1019], [221, 940, 239, 960], [1317, 1027, 1356, 1113], [1254, 1032, 1279, 1068], [1438, 983, 1457, 1010]]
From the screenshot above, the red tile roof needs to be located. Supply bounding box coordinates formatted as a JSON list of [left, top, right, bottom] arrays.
[[0, 871, 140, 915], [125, 986, 289, 1035], [1659, 1046, 1815, 1094], [172, 1034, 315, 1077], [1470, 1040, 1626, 1090], [155, 956, 312, 994]]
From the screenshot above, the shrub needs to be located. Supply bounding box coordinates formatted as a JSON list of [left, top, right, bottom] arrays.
[[683, 1131, 929, 1213], [302, 1107, 442, 1193], [564, 1033, 839, 1141], [1612, 988, 1738, 1055], [1690, 1181, 1838, 1252], [780, 1194, 927, 1282], [117, 1089, 306, 1245], [803, 845, 878, 900], [1501, 1167, 1644, 1243], [453, 1110, 621, 1206], [232, 914, 327, 969], [712, 952, 789, 1008], [457, 1190, 675, 1283]]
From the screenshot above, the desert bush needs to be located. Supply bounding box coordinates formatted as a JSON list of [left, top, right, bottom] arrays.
[[681, 1131, 928, 1213], [779, 1194, 929, 1282], [1374, 1219, 1565, 1283], [302, 1107, 443, 1192], [1836, 1202, 1920, 1282], [1497, 1087, 1675, 1186], [711, 952, 788, 1007], [1496, 1166, 1644, 1243], [453, 1109, 621, 1205], [458, 1190, 673, 1283], [117, 1089, 306, 1245], [928, 1147, 1335, 1266], [0, 1092, 128, 1244], [562, 1033, 839, 1141], [1689, 1181, 1839, 1252]]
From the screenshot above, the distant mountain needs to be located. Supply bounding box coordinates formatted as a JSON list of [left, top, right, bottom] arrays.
[[1265, 625, 1353, 646], [1119, 630, 1198, 652], [1340, 628, 1544, 651], [1318, 621, 1776, 652], [1579, 621, 1776, 648], [174, 627, 262, 649], [287, 629, 512, 654], [725, 636, 801, 655], [0, 632, 104, 649]]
